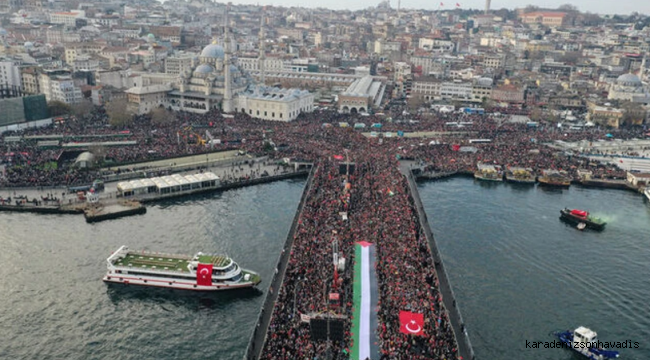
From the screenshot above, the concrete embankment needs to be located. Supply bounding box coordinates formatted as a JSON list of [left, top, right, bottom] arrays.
[[402, 166, 476, 360], [0, 170, 309, 221], [84, 202, 147, 223], [0, 204, 82, 215], [244, 167, 316, 360]]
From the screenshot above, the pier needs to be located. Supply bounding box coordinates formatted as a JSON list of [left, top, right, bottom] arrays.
[[84, 201, 147, 223], [0, 166, 309, 222]]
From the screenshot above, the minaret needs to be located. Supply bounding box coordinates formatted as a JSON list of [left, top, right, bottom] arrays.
[[222, 2, 234, 113], [485, 0, 491, 14], [397, 0, 401, 19], [641, 56, 646, 83], [258, 7, 266, 85]]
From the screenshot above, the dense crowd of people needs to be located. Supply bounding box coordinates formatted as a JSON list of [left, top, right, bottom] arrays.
[[1, 105, 648, 358], [1, 105, 646, 187]]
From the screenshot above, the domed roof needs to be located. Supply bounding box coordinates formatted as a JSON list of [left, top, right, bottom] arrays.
[[201, 44, 225, 59], [477, 77, 493, 86], [24, 41, 33, 48], [195, 64, 214, 74], [616, 73, 641, 85]]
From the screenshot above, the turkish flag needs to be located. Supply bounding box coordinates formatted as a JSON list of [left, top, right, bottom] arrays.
[[399, 311, 425, 336], [196, 263, 213, 286]]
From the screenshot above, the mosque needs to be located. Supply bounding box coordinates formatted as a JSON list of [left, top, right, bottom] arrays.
[[607, 68, 650, 104], [125, 9, 313, 121]]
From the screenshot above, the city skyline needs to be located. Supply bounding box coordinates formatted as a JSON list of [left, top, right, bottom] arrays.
[[205, 0, 649, 17]]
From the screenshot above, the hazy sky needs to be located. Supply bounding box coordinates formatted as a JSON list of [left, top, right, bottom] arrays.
[[223, 0, 649, 16]]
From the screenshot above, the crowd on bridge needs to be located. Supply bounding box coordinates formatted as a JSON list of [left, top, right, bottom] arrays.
[[1, 105, 647, 359]]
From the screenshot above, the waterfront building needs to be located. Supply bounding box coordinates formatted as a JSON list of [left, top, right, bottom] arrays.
[[338, 75, 386, 113]]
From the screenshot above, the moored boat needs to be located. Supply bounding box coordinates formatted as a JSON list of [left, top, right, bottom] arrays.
[[554, 327, 620, 360], [505, 166, 536, 184], [645, 187, 650, 201], [560, 208, 606, 231], [103, 245, 261, 291], [539, 169, 571, 187], [474, 162, 503, 182]]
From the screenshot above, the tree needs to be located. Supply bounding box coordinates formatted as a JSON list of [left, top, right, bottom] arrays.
[[149, 107, 174, 124], [557, 4, 577, 11], [72, 100, 94, 119], [105, 98, 133, 128], [47, 101, 72, 117], [529, 107, 544, 121], [620, 101, 645, 126], [481, 96, 496, 111]]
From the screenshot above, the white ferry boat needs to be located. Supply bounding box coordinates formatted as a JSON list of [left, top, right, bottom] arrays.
[[645, 187, 650, 201], [103, 246, 261, 291]]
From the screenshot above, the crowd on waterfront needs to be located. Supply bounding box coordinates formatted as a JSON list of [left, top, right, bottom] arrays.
[[2, 105, 648, 359], [1, 106, 646, 187]]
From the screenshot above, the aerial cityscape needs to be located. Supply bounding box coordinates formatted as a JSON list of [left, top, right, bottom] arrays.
[[0, 0, 649, 359]]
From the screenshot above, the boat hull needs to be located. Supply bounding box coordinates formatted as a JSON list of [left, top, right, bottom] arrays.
[[474, 173, 503, 182], [505, 175, 536, 184], [102, 275, 258, 291], [555, 331, 620, 360], [559, 210, 606, 231], [539, 178, 570, 187]]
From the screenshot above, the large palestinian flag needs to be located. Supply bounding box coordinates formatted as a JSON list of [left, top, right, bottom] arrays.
[[350, 241, 380, 360]]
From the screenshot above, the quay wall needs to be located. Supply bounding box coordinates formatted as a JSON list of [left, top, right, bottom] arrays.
[[245, 166, 316, 360], [403, 168, 476, 360], [0, 170, 309, 217], [0, 205, 82, 214]]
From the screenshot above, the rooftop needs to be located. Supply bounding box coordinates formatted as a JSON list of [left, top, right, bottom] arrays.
[[114, 251, 233, 272]]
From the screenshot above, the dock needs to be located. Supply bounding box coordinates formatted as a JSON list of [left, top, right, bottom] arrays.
[[84, 201, 147, 223], [0, 167, 310, 222]]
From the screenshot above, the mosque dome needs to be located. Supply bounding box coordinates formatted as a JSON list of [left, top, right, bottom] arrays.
[[201, 44, 225, 59], [24, 41, 33, 48], [616, 73, 641, 86], [477, 77, 493, 87], [195, 64, 214, 74]]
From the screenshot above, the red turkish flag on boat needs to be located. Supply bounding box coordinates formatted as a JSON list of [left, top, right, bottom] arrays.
[[197, 263, 213, 286], [399, 311, 425, 336]]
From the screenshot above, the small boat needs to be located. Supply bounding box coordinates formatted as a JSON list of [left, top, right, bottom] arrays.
[[505, 166, 536, 184], [555, 327, 620, 359], [539, 169, 571, 187], [474, 162, 504, 182], [644, 187, 650, 201], [560, 208, 606, 231]]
